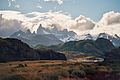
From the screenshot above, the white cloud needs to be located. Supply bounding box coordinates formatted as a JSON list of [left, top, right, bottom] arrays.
[[0, 14, 24, 37], [0, 10, 120, 37], [36, 5, 42, 9], [14, 4, 20, 8], [44, 0, 64, 5], [70, 15, 95, 35], [89, 11, 120, 36], [8, 0, 12, 7], [12, 0, 16, 1], [73, 11, 120, 36], [25, 11, 73, 32], [99, 11, 120, 26], [0, 11, 73, 36], [8, 0, 16, 7], [0, 10, 96, 37], [8, 0, 15, 2], [90, 24, 120, 36]]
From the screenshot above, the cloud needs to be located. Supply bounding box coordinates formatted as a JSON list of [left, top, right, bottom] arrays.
[[69, 11, 120, 36], [70, 15, 95, 34], [0, 14, 24, 37], [91, 11, 120, 35], [0, 11, 73, 36], [44, 0, 64, 5], [14, 4, 20, 8], [90, 24, 120, 36], [8, 0, 12, 7], [99, 11, 120, 26], [25, 11, 73, 31], [0, 10, 96, 37], [72, 11, 120, 36], [0, 10, 120, 37], [8, 0, 16, 7], [36, 5, 42, 9]]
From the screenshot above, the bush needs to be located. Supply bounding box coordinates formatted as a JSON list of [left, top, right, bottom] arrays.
[[71, 69, 86, 78], [18, 64, 24, 67], [40, 73, 59, 80], [49, 74, 58, 80], [57, 70, 69, 77], [24, 64, 28, 67], [2, 75, 27, 80], [83, 67, 96, 75], [17, 63, 27, 68]]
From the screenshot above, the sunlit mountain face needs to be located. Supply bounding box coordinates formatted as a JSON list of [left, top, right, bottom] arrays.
[[0, 0, 120, 41]]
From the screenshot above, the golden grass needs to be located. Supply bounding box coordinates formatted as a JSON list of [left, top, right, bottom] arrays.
[[0, 60, 112, 80]]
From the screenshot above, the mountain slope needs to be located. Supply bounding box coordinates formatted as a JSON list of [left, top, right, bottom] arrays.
[[36, 24, 78, 42], [10, 30, 63, 46], [95, 38, 115, 53], [36, 38, 115, 56], [104, 47, 120, 62], [97, 33, 120, 47], [0, 37, 66, 62]]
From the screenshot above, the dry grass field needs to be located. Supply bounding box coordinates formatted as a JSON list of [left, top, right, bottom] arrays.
[[0, 60, 119, 80]]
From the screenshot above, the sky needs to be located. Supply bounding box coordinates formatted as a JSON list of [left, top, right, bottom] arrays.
[[0, 0, 120, 21]]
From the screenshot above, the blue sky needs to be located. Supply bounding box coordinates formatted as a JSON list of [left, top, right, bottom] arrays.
[[0, 0, 120, 21]]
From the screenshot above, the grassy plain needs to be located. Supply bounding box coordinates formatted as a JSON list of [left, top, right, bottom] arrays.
[[0, 60, 119, 80]]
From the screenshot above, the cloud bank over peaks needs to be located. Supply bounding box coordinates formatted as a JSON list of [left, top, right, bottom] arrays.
[[70, 15, 95, 35], [99, 11, 120, 26], [0, 10, 120, 37], [0, 11, 74, 37], [0, 14, 23, 37], [25, 11, 73, 31], [91, 11, 120, 36]]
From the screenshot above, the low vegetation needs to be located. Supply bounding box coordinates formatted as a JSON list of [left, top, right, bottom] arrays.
[[0, 60, 119, 80]]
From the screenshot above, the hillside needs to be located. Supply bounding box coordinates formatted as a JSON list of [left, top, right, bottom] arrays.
[[97, 33, 120, 47], [104, 47, 120, 62], [0, 37, 66, 62], [36, 38, 115, 56]]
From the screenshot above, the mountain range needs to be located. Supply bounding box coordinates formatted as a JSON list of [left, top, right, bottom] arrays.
[[97, 33, 120, 47], [9, 24, 78, 46], [0, 34, 119, 62], [10, 29, 63, 46], [9, 27, 120, 48], [79, 33, 120, 47], [37, 24, 77, 42], [35, 38, 115, 57]]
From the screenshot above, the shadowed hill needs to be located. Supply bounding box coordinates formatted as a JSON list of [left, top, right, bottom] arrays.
[[0, 37, 66, 62], [104, 47, 120, 62]]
